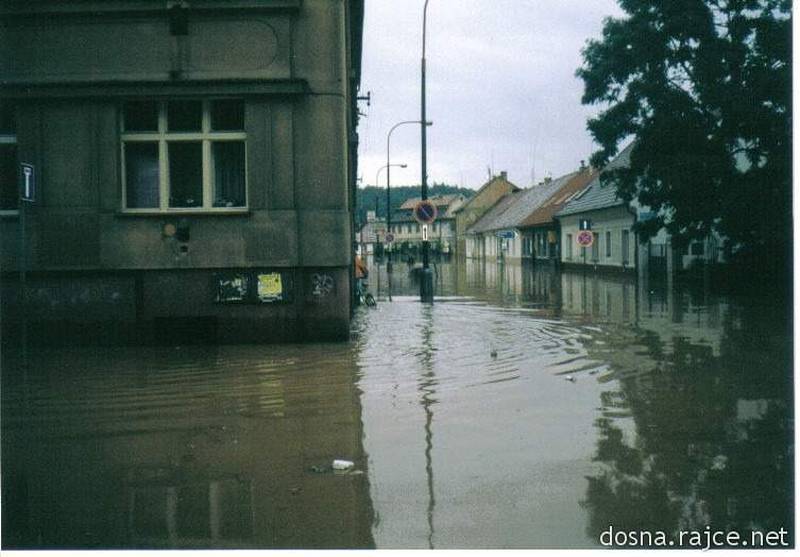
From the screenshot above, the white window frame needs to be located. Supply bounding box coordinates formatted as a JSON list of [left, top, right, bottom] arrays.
[[0, 130, 18, 215], [120, 99, 247, 213]]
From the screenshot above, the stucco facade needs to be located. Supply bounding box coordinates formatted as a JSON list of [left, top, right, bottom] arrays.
[[558, 206, 637, 270], [454, 172, 519, 257], [0, 0, 364, 343]]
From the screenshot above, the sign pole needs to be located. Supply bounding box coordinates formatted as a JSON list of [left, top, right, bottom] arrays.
[[18, 163, 35, 409], [19, 177, 29, 410]]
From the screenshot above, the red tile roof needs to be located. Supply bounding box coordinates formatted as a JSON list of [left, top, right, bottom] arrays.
[[519, 168, 598, 228]]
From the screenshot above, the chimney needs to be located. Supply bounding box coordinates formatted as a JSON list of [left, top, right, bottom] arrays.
[[500, 171, 507, 180]]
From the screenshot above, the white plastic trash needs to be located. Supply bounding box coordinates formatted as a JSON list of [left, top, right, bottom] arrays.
[[332, 459, 354, 470]]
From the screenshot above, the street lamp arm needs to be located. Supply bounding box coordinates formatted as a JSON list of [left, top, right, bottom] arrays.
[[376, 163, 407, 188], [386, 119, 431, 242]]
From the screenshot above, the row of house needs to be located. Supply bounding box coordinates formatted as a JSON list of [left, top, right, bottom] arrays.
[[358, 144, 723, 276], [461, 144, 724, 275], [357, 194, 466, 255]]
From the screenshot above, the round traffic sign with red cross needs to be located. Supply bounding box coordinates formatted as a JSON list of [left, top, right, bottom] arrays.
[[413, 200, 438, 224], [576, 230, 594, 247]]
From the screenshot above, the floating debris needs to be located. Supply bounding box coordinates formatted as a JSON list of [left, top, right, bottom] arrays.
[[332, 459, 355, 471], [309, 459, 358, 475]]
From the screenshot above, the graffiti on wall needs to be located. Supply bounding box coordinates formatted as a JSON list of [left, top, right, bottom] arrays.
[[310, 273, 335, 297]]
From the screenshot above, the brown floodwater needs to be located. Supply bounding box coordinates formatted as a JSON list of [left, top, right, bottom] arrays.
[[1, 258, 793, 549]]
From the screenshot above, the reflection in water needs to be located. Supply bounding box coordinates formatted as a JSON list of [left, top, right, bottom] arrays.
[[360, 256, 792, 548], [417, 305, 437, 549], [1, 345, 375, 549], [1, 256, 792, 549], [580, 299, 793, 547]]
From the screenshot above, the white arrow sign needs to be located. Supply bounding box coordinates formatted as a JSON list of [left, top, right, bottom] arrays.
[[20, 163, 35, 202]]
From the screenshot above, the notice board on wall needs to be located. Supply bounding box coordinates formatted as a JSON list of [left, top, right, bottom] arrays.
[[214, 271, 292, 304]]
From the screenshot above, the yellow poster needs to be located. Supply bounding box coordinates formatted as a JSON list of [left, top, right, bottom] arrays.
[[257, 273, 283, 302]]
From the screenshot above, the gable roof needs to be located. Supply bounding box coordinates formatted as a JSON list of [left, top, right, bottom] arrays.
[[468, 171, 581, 234], [465, 191, 523, 234], [556, 143, 634, 217], [453, 174, 521, 214], [520, 168, 598, 228], [399, 194, 464, 211]]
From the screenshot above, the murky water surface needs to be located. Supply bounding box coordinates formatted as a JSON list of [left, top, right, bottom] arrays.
[[2, 259, 792, 548]]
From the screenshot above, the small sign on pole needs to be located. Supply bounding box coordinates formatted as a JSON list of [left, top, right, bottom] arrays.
[[422, 224, 429, 241], [413, 200, 438, 225], [20, 163, 35, 202], [576, 230, 594, 247]]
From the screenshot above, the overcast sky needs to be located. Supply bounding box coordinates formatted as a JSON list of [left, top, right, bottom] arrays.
[[357, 0, 623, 190]]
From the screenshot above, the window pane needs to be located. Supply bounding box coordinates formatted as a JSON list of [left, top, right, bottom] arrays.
[[124, 142, 159, 208], [123, 101, 158, 132], [0, 102, 16, 135], [168, 101, 202, 132], [212, 141, 245, 207], [211, 99, 244, 131], [0, 144, 18, 210], [169, 142, 202, 208]]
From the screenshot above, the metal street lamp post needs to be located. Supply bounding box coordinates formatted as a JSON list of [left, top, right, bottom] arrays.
[[420, 0, 434, 303], [376, 162, 406, 273]]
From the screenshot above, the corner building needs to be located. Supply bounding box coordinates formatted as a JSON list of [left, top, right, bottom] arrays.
[[0, 0, 364, 343]]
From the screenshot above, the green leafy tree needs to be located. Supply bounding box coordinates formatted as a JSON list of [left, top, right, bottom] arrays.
[[578, 0, 791, 272]]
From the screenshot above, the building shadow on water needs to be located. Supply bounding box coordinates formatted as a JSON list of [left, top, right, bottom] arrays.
[[1, 344, 376, 549]]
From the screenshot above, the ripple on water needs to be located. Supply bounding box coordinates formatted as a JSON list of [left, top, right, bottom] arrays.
[[1, 343, 360, 435], [353, 298, 604, 399]]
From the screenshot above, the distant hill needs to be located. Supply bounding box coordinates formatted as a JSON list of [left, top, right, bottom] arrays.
[[356, 184, 474, 225]]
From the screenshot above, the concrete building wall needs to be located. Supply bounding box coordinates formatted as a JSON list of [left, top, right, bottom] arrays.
[[0, 0, 362, 343]]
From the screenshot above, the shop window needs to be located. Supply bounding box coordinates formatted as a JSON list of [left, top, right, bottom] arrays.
[[0, 102, 17, 212], [121, 99, 246, 212]]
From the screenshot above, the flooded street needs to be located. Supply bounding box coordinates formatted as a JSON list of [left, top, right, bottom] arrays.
[[2, 258, 792, 549]]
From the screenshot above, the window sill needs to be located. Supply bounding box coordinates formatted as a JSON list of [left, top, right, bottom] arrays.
[[0, 210, 20, 219], [115, 209, 251, 218]]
